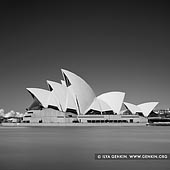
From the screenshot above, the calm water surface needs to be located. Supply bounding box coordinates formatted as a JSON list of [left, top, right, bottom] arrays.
[[0, 126, 170, 170]]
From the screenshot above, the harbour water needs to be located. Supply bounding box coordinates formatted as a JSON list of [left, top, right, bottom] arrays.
[[0, 126, 170, 170]]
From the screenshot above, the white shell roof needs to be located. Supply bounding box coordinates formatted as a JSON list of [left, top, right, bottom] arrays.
[[98, 92, 125, 114], [137, 102, 159, 117], [47, 80, 77, 112], [26, 88, 51, 108], [61, 69, 96, 114], [84, 98, 101, 112], [98, 99, 112, 111], [124, 102, 141, 114], [124, 101, 159, 117], [65, 87, 77, 111], [47, 80, 68, 112], [85, 98, 112, 113], [47, 90, 60, 109]]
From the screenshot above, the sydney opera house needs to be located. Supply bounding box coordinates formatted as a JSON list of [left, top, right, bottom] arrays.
[[23, 69, 159, 124]]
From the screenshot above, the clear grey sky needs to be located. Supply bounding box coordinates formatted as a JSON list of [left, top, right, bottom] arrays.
[[0, 1, 170, 112]]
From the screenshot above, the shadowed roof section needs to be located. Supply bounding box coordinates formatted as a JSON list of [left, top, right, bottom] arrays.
[[61, 69, 96, 114], [26, 88, 51, 108], [27, 97, 43, 110], [98, 92, 125, 114]]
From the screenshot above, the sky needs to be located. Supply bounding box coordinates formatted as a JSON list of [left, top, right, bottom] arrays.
[[0, 1, 170, 113]]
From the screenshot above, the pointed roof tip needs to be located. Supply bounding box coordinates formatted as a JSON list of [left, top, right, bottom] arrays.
[[46, 80, 53, 90], [61, 68, 67, 75], [46, 80, 53, 84], [150, 101, 159, 105], [26, 87, 51, 93], [123, 101, 135, 105], [61, 68, 66, 72], [61, 68, 73, 74], [26, 87, 33, 91], [154, 101, 159, 104], [26, 88, 42, 94]]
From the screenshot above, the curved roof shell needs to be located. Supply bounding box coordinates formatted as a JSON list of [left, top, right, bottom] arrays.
[[124, 102, 141, 114], [61, 69, 96, 114], [47, 90, 61, 109], [26, 88, 51, 108], [123, 101, 159, 117], [137, 102, 159, 117], [47, 80, 77, 112], [47, 80, 68, 112], [98, 92, 125, 114], [85, 98, 112, 113], [98, 99, 112, 111], [65, 87, 77, 111]]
